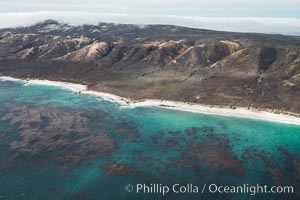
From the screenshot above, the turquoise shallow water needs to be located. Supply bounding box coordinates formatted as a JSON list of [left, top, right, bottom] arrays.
[[0, 80, 299, 200]]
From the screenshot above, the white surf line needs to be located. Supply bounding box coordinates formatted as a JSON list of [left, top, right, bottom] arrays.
[[26, 79, 87, 93], [0, 76, 87, 92], [131, 100, 300, 126], [0, 76, 26, 82], [80, 90, 129, 105], [1, 76, 300, 126], [80, 90, 300, 126]]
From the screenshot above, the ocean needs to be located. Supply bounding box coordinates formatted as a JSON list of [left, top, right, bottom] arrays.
[[0, 79, 299, 200]]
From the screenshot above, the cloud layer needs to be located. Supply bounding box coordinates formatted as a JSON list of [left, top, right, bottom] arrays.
[[0, 12, 300, 35], [1, 0, 300, 17]]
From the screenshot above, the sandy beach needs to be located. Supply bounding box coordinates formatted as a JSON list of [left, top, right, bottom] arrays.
[[26, 79, 87, 93], [1, 76, 300, 126], [81, 90, 130, 105], [132, 100, 300, 126], [0, 76, 27, 83]]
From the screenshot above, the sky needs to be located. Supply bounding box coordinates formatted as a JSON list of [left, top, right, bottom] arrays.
[[0, 0, 300, 34]]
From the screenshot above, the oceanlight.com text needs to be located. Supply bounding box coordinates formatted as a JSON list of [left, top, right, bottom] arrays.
[[125, 183, 294, 196]]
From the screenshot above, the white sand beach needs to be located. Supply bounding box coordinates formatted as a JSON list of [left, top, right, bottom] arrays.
[[0, 76, 86, 92], [1, 76, 300, 126], [26, 79, 87, 93], [0, 76, 26, 82], [81, 90, 130, 105], [131, 100, 300, 126]]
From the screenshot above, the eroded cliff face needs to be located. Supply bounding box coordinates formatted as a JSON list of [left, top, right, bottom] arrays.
[[0, 20, 300, 115]]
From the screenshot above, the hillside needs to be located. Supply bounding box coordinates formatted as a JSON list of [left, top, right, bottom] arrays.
[[1, 20, 300, 115]]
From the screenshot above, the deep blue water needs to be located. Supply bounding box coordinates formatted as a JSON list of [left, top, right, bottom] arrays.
[[0, 79, 299, 200]]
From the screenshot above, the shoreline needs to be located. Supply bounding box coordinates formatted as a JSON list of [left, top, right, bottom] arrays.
[[1, 76, 300, 126]]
